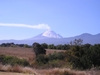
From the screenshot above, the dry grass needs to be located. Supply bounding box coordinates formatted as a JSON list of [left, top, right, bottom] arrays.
[[30, 68, 98, 75], [0, 64, 100, 75], [34, 68, 87, 75], [0, 72, 34, 75], [0, 47, 100, 75], [0, 64, 37, 74], [0, 47, 35, 60], [33, 68, 100, 75], [46, 49, 65, 55], [0, 47, 64, 61]]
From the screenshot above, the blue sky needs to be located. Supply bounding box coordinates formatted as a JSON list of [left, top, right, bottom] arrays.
[[0, 0, 100, 40]]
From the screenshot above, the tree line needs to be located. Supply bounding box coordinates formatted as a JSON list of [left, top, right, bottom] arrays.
[[0, 42, 70, 50], [0, 43, 31, 48]]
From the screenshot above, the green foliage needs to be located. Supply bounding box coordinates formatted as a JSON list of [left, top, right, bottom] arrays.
[[0, 55, 29, 66], [41, 43, 48, 49], [33, 40, 100, 69], [48, 44, 55, 49], [0, 43, 32, 48], [24, 44, 32, 48], [36, 54, 48, 65], [48, 52, 65, 60], [47, 44, 70, 50], [33, 42, 46, 57], [89, 44, 100, 67], [70, 39, 83, 46], [66, 44, 100, 69], [0, 43, 15, 47], [36, 52, 65, 64], [34, 52, 66, 68]]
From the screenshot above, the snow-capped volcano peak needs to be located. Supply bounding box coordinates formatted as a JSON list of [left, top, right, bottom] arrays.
[[42, 30, 63, 38]]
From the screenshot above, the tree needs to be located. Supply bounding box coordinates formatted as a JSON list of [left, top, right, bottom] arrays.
[[70, 39, 83, 46], [41, 43, 48, 49], [48, 44, 55, 49], [33, 42, 46, 57]]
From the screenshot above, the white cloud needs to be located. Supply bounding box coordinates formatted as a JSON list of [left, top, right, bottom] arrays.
[[0, 23, 51, 30]]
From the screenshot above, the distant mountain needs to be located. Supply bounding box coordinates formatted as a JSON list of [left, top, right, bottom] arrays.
[[28, 30, 63, 40], [0, 31, 100, 45], [42, 30, 63, 38]]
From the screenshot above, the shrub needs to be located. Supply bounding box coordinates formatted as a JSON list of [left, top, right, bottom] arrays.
[[34, 52, 67, 68], [48, 52, 65, 61], [36, 54, 48, 65], [33, 42, 46, 57], [66, 44, 100, 70], [0, 55, 29, 66]]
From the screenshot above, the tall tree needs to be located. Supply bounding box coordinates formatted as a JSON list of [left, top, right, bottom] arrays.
[[33, 42, 46, 57]]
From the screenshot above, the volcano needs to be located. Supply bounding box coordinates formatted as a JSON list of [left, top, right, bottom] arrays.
[[29, 30, 63, 39]]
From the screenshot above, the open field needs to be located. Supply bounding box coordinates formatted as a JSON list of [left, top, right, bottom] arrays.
[[0, 47, 100, 75], [0, 47, 34, 60], [0, 47, 64, 61]]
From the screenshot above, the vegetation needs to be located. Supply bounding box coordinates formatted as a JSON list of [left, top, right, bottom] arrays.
[[0, 43, 31, 48], [67, 39, 100, 69], [32, 42, 46, 57], [0, 39, 100, 70], [31, 39, 100, 70], [0, 39, 100, 74], [0, 42, 71, 50], [47, 44, 70, 50], [0, 55, 29, 66], [31, 51, 69, 69], [39, 68, 87, 75]]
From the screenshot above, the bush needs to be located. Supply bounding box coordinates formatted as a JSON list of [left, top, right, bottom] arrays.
[[48, 52, 65, 61], [0, 55, 29, 66], [33, 42, 46, 57], [36, 54, 48, 65], [34, 52, 66, 68], [66, 44, 100, 69]]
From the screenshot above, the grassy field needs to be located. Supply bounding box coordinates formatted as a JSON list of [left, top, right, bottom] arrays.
[[0, 47, 100, 75], [0, 47, 64, 60], [0, 47, 34, 61]]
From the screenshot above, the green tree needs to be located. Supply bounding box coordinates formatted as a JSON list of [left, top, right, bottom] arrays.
[[70, 39, 83, 46], [48, 44, 55, 49], [33, 42, 46, 57], [41, 43, 48, 49]]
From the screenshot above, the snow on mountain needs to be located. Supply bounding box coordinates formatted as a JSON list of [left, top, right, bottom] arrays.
[[42, 30, 63, 38], [27, 30, 63, 40]]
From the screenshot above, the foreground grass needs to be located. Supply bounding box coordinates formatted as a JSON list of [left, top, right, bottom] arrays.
[[0, 72, 35, 75], [0, 64, 100, 75]]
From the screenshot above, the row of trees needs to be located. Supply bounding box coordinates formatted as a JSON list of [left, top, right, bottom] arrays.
[[41, 39, 83, 50], [0, 39, 83, 50], [0, 43, 31, 48], [0, 42, 71, 50], [41, 43, 71, 50]]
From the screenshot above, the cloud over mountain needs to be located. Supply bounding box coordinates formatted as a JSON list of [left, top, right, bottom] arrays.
[[0, 23, 51, 30]]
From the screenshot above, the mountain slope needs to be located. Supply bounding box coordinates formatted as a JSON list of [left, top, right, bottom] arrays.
[[28, 30, 63, 40], [42, 30, 63, 38], [0, 32, 100, 45]]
